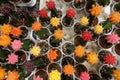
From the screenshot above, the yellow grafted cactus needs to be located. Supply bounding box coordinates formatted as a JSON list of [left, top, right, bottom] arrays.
[[0, 35, 11, 47], [74, 45, 85, 57], [31, 46, 41, 56], [80, 16, 89, 26], [113, 69, 120, 80], [50, 17, 60, 27], [94, 25, 103, 34], [86, 52, 98, 65], [49, 70, 61, 80], [54, 29, 64, 40], [0, 24, 12, 35]]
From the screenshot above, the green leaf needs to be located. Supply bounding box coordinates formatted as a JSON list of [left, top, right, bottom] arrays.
[[104, 22, 113, 29], [25, 15, 35, 27], [97, 0, 110, 6], [66, 45, 75, 52], [34, 59, 44, 67], [115, 3, 120, 11], [0, 0, 9, 5], [18, 68, 26, 80], [22, 40, 32, 51], [10, 11, 20, 22], [0, 16, 9, 25], [36, 28, 48, 37]]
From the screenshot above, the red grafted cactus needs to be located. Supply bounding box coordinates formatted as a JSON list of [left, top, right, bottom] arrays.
[[104, 54, 116, 65], [46, 0, 56, 10], [81, 31, 92, 41], [38, 9, 48, 18], [66, 8, 76, 18]]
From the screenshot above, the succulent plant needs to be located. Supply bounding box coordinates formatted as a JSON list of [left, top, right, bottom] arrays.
[[17, 7, 29, 19], [97, 0, 110, 6], [23, 61, 35, 74], [0, 3, 14, 16]]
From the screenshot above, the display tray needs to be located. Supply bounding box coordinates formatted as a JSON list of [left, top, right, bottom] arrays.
[[0, 0, 120, 80]]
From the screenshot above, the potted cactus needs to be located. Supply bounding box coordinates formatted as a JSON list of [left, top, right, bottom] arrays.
[[38, 9, 50, 27], [74, 45, 86, 63], [98, 50, 117, 65], [99, 64, 116, 80], [35, 69, 48, 80], [73, 16, 89, 34], [46, 0, 62, 17], [49, 17, 62, 33], [61, 42, 75, 55], [96, 0, 110, 6], [61, 8, 76, 27], [72, 0, 86, 11], [49, 29, 64, 47]]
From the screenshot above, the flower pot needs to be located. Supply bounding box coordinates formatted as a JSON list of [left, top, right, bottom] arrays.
[[35, 28, 50, 40], [9, 11, 24, 26], [35, 69, 48, 80], [98, 35, 112, 49], [98, 50, 110, 63], [74, 35, 87, 46], [48, 63, 62, 73], [88, 16, 98, 27], [33, 55, 50, 69], [10, 0, 20, 2], [22, 39, 35, 51], [20, 0, 36, 6], [61, 56, 75, 67], [19, 27, 29, 39], [47, 48, 62, 62], [114, 29, 120, 37], [61, 41, 75, 56], [114, 0, 120, 2], [89, 72, 101, 80], [114, 43, 120, 56], [49, 24, 63, 33], [22, 60, 35, 76], [74, 64, 88, 78], [62, 0, 73, 4], [112, 2, 120, 12], [61, 15, 75, 27], [74, 54, 86, 63], [72, 0, 86, 11], [0, 48, 11, 64], [100, 21, 113, 35], [39, 17, 50, 27], [37, 41, 50, 55], [98, 49, 117, 65], [22, 0, 31, 3], [3, 64, 18, 71], [15, 50, 27, 65], [115, 23, 120, 29], [24, 14, 36, 27], [73, 22, 88, 34], [99, 64, 116, 80], [0, 15, 10, 25], [61, 72, 74, 80], [48, 35, 62, 47]]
